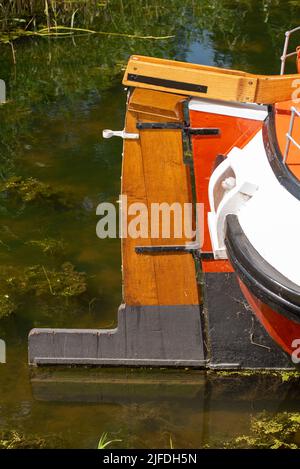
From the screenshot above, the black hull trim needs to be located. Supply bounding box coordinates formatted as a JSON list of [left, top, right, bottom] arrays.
[[225, 214, 300, 324]]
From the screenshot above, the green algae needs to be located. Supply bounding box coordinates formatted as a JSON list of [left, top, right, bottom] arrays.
[[0, 262, 87, 319], [280, 371, 300, 382], [202, 411, 300, 449], [215, 369, 300, 383], [0, 430, 66, 449], [22, 262, 87, 298], [0, 176, 74, 208], [231, 412, 300, 449], [0, 292, 17, 319], [27, 237, 66, 256]]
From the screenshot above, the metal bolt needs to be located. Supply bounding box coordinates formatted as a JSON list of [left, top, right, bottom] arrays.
[[222, 177, 236, 191]]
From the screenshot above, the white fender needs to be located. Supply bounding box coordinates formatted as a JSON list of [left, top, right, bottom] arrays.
[[208, 148, 258, 259]]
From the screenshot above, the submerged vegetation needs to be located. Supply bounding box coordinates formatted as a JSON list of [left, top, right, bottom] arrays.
[[98, 411, 300, 449], [230, 412, 300, 449], [0, 262, 87, 318], [215, 369, 300, 383], [97, 432, 122, 449], [0, 430, 66, 449], [198, 412, 300, 449], [0, 0, 174, 42], [27, 237, 66, 256], [0, 176, 74, 207]]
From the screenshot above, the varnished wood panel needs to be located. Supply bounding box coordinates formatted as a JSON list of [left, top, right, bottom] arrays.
[[123, 55, 300, 104], [121, 89, 199, 306], [254, 75, 300, 104], [121, 111, 158, 305], [128, 88, 186, 120], [123, 55, 257, 103]]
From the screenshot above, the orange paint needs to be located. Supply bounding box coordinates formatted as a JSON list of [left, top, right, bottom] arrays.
[[274, 106, 300, 175], [190, 109, 262, 272], [297, 46, 300, 74], [202, 259, 234, 273], [239, 279, 300, 356]]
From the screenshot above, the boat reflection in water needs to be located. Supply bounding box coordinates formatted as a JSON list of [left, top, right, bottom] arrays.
[[30, 367, 300, 448]]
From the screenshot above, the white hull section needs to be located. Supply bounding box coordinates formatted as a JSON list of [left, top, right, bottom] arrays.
[[208, 129, 300, 286], [189, 98, 268, 120]]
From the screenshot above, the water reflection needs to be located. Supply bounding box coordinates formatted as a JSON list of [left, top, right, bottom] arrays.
[[29, 368, 300, 449]]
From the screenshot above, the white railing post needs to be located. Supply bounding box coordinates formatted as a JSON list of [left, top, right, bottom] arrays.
[[284, 106, 300, 163], [280, 26, 300, 75]]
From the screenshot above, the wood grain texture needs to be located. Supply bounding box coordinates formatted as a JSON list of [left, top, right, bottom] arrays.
[[121, 89, 199, 306], [123, 55, 300, 104], [254, 75, 300, 104], [128, 88, 186, 120]]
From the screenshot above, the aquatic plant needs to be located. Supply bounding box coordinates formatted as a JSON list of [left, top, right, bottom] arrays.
[[232, 412, 300, 449], [0, 0, 174, 48], [0, 430, 66, 449], [203, 411, 300, 449], [215, 369, 300, 383], [25, 262, 87, 297], [97, 432, 122, 449], [0, 176, 74, 208], [27, 237, 66, 256], [0, 262, 87, 318], [0, 292, 17, 318]]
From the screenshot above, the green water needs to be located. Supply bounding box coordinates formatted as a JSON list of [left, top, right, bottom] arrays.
[[0, 0, 300, 449]]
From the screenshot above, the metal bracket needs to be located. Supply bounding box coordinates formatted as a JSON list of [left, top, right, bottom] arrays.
[[102, 129, 139, 140], [135, 242, 201, 260], [201, 252, 215, 260], [136, 122, 220, 136], [136, 122, 219, 166]]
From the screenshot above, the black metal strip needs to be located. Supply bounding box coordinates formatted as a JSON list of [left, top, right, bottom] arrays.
[[201, 252, 215, 260], [136, 122, 183, 130], [135, 243, 201, 262], [189, 128, 220, 136], [127, 73, 208, 94], [135, 244, 199, 254], [136, 122, 220, 135], [225, 214, 300, 323]]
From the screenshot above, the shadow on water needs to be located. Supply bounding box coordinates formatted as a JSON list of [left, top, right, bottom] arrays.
[[0, 0, 300, 449]]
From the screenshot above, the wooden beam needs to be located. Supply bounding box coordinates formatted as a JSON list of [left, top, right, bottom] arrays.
[[128, 88, 187, 120], [123, 55, 300, 104], [254, 75, 300, 104]]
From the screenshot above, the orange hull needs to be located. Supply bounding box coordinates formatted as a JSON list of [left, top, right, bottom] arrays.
[[238, 279, 300, 356], [190, 98, 300, 360]]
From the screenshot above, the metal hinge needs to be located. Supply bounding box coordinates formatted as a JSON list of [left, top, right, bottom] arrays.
[[136, 122, 220, 166]]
